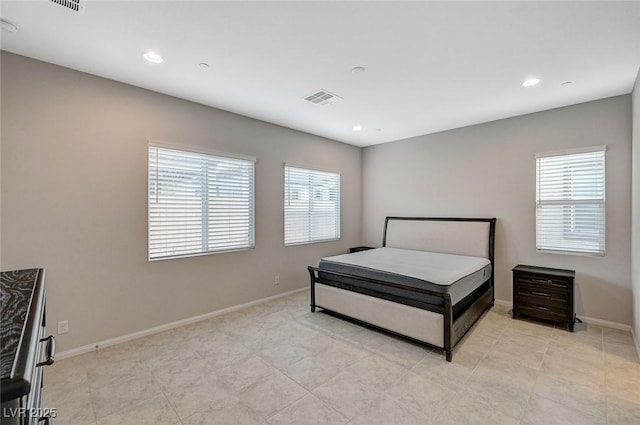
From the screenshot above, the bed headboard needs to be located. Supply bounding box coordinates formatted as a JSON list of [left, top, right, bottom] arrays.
[[382, 217, 496, 261]]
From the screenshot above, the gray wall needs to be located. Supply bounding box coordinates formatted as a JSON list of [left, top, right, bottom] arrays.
[[362, 96, 633, 325], [0, 52, 362, 352], [632, 70, 640, 342]]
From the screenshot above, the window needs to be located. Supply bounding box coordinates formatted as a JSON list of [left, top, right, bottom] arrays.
[[284, 165, 340, 245], [148, 145, 255, 260], [536, 146, 606, 256]]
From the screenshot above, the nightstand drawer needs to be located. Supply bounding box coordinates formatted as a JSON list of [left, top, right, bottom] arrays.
[[515, 273, 570, 291], [516, 301, 568, 323], [515, 282, 568, 302], [516, 293, 568, 311]]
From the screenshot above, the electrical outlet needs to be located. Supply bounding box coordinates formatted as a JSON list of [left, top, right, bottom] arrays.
[[57, 320, 69, 335], [274, 275, 280, 285]]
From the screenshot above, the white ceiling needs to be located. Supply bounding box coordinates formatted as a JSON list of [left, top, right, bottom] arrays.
[[1, 1, 639, 147]]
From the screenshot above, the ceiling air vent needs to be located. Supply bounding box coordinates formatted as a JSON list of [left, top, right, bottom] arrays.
[[49, 0, 85, 13], [304, 89, 343, 106]]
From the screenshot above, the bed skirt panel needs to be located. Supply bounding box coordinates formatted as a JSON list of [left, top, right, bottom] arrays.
[[315, 283, 444, 347]]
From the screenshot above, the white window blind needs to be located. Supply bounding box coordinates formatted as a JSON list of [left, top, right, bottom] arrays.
[[536, 146, 605, 256], [148, 145, 255, 260], [284, 165, 340, 245]]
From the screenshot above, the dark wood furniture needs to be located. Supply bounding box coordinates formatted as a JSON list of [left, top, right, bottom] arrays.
[[512, 265, 575, 332], [349, 246, 375, 253], [309, 217, 496, 362], [1, 269, 55, 425]]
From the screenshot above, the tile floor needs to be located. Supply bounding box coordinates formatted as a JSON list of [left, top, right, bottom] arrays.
[[44, 291, 640, 425]]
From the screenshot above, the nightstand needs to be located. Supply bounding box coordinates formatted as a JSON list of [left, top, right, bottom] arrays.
[[349, 246, 375, 253], [512, 264, 576, 332]]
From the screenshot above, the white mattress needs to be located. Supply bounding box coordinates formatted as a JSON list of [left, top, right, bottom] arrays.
[[318, 247, 491, 305], [322, 247, 490, 286]]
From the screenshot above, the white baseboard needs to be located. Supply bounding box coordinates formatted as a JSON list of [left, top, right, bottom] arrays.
[[493, 299, 632, 332], [633, 327, 640, 361], [494, 299, 512, 309], [56, 287, 306, 360]]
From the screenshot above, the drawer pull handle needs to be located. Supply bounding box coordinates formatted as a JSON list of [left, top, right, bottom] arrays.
[[37, 335, 56, 367], [532, 305, 550, 311], [531, 278, 552, 284], [531, 291, 550, 297]]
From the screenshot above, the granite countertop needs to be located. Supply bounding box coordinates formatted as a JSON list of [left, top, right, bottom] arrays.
[[0, 269, 40, 380]]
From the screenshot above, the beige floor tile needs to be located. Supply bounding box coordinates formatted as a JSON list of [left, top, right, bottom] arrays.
[[548, 334, 604, 362], [605, 341, 640, 364], [603, 328, 635, 345], [297, 311, 366, 339], [434, 393, 519, 425], [540, 345, 605, 389], [522, 394, 605, 425], [349, 396, 432, 425], [533, 373, 605, 418], [181, 396, 264, 425], [238, 372, 308, 419], [216, 354, 278, 393], [312, 371, 386, 420], [471, 312, 509, 340], [366, 336, 430, 367], [607, 396, 640, 425], [266, 393, 348, 425], [195, 335, 254, 371], [464, 353, 538, 419], [90, 372, 161, 419], [44, 355, 91, 388], [281, 350, 353, 391], [345, 354, 410, 390], [44, 377, 92, 407], [606, 365, 640, 405], [550, 327, 604, 351], [411, 351, 475, 392], [95, 394, 179, 425], [164, 379, 232, 420], [86, 347, 151, 389], [48, 398, 96, 425], [386, 371, 457, 419], [571, 321, 604, 339], [152, 355, 212, 391], [257, 341, 315, 370], [490, 328, 549, 369], [507, 316, 555, 339]]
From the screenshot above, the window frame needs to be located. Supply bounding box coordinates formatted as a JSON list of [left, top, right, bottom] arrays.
[[535, 145, 606, 257], [148, 142, 256, 261], [284, 163, 341, 246]]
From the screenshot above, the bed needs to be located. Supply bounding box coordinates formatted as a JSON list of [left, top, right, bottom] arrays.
[[307, 217, 496, 362]]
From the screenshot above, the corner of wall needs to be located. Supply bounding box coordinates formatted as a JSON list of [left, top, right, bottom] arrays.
[[632, 66, 640, 359]]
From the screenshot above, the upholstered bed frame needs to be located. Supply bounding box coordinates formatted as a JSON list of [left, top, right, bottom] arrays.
[[307, 217, 496, 362]]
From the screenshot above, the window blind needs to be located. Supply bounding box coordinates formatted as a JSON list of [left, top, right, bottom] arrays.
[[148, 145, 255, 260], [284, 165, 340, 245], [536, 147, 605, 256]]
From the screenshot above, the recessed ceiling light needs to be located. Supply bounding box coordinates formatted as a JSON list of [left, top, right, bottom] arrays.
[[376, 129, 382, 132], [561, 81, 573, 86], [353, 125, 363, 132], [1, 18, 18, 33], [199, 62, 209, 69], [522, 78, 540, 87], [351, 66, 366, 75], [143, 52, 163, 64]]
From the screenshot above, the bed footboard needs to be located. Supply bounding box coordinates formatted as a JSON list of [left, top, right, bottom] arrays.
[[307, 266, 494, 362]]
